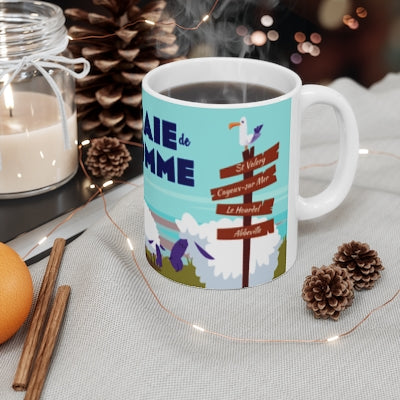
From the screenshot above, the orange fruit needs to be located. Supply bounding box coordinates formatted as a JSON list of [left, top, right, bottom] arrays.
[[0, 242, 33, 344]]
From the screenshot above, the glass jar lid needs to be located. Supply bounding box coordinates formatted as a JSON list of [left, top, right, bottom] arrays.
[[0, 0, 67, 61]]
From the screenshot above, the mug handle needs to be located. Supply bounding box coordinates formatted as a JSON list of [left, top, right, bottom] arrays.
[[297, 84, 359, 221]]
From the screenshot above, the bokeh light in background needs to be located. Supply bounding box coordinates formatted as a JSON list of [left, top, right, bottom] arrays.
[[261, 15, 274, 28], [250, 30, 267, 46], [318, 0, 351, 30], [236, 25, 248, 37], [294, 32, 306, 43], [290, 53, 303, 65], [163, 0, 399, 86], [267, 30, 279, 41], [310, 33, 322, 44], [356, 7, 368, 18], [46, 0, 400, 86]]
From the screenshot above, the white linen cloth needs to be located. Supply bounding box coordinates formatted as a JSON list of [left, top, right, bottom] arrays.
[[1, 74, 399, 399]]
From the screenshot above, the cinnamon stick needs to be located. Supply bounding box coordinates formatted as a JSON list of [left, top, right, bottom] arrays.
[[25, 285, 71, 400], [13, 238, 66, 391]]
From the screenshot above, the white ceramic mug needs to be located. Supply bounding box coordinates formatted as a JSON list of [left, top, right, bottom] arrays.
[[142, 57, 359, 289]]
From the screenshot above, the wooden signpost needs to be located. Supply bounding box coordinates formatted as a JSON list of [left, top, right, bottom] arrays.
[[210, 143, 279, 288]]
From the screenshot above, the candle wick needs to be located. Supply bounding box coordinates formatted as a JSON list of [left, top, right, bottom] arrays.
[[9, 108, 13, 118]]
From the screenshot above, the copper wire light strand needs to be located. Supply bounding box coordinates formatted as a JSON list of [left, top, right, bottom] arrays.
[[300, 148, 400, 171], [300, 160, 337, 170], [128, 246, 399, 344], [69, 0, 221, 42], [173, 0, 220, 31], [368, 149, 400, 161], [22, 144, 400, 345], [22, 188, 101, 261], [117, 139, 144, 148], [337, 289, 400, 340]]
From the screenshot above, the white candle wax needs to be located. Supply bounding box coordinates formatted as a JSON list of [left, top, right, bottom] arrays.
[[0, 91, 78, 196]]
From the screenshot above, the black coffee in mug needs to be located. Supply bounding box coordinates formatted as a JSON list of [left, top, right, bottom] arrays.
[[161, 81, 283, 104]]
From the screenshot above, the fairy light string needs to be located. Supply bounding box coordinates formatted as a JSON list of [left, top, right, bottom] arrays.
[[300, 148, 400, 170], [22, 188, 101, 261], [20, 137, 400, 345], [68, 0, 221, 42], [16, 0, 399, 346]]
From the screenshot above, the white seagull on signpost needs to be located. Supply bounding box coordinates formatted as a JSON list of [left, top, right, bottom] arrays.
[[229, 116, 263, 150]]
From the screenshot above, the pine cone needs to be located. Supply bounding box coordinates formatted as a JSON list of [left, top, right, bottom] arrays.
[[333, 241, 384, 290], [85, 137, 132, 178], [65, 0, 183, 141], [302, 265, 354, 321]]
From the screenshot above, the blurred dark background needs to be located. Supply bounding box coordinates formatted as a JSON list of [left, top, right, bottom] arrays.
[[49, 0, 400, 87]]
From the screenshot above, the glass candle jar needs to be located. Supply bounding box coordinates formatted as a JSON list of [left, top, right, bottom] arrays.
[[0, 0, 90, 198]]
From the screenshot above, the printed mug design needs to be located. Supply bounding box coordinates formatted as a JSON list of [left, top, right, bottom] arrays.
[[143, 95, 291, 289]]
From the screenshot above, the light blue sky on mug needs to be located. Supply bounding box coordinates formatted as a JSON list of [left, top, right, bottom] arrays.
[[142, 90, 291, 232]]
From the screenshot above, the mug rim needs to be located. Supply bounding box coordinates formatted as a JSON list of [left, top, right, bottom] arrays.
[[142, 57, 302, 109]]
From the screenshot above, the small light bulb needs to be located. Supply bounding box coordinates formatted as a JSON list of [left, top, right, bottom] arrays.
[[38, 236, 48, 245], [103, 180, 114, 188], [359, 148, 369, 155], [193, 324, 205, 332], [127, 238, 134, 251], [326, 335, 339, 342], [202, 14, 209, 22], [81, 139, 90, 146], [145, 19, 155, 26]]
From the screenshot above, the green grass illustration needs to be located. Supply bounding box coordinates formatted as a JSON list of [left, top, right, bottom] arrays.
[[273, 236, 287, 279], [146, 248, 206, 288]]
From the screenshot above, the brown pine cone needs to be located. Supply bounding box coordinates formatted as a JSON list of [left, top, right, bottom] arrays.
[[65, 0, 184, 141], [85, 137, 132, 179], [302, 265, 354, 321], [333, 241, 384, 290]]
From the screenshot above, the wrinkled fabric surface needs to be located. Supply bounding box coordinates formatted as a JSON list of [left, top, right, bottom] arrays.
[[1, 74, 399, 399]]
